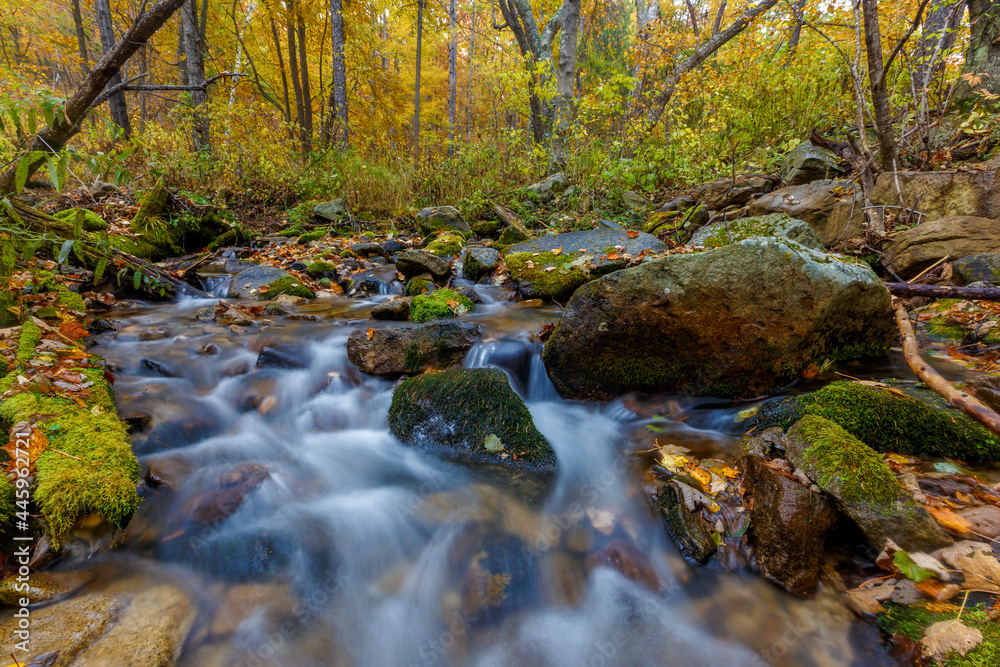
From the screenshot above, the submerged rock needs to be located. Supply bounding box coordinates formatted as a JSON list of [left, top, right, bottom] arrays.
[[387, 367, 555, 468], [755, 381, 1000, 462], [0, 594, 125, 665], [740, 451, 836, 595], [784, 416, 952, 552], [690, 213, 824, 251], [346, 321, 482, 376], [542, 238, 894, 400], [657, 482, 717, 564]]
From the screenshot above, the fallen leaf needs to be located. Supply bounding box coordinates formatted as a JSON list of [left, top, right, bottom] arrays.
[[367, 328, 375, 341], [928, 505, 973, 538], [484, 434, 505, 453], [552, 247, 562, 256], [688, 467, 712, 490], [846, 581, 895, 615], [895, 551, 937, 583], [626, 230, 640, 239], [3, 422, 49, 476], [921, 620, 983, 659], [915, 579, 960, 602], [958, 505, 1000, 538], [935, 540, 1000, 593]]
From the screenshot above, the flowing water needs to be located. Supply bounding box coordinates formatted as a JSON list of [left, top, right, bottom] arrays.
[[23, 263, 926, 666]]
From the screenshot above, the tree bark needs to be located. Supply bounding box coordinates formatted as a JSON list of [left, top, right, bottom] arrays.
[[861, 0, 897, 171], [885, 282, 1000, 300], [296, 9, 313, 154], [182, 0, 210, 152], [913, 0, 964, 91], [71, 0, 89, 73], [552, 0, 581, 163], [0, 0, 187, 195], [286, 3, 306, 154], [95, 0, 132, 138], [962, 0, 1000, 99], [329, 0, 348, 148], [414, 0, 423, 158], [787, 0, 806, 57], [269, 15, 292, 127], [448, 0, 457, 155]]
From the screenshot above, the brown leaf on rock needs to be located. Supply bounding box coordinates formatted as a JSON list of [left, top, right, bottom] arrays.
[[928, 505, 973, 538], [921, 620, 983, 659]]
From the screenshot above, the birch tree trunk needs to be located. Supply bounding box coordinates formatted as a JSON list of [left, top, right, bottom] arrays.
[[552, 0, 580, 163]]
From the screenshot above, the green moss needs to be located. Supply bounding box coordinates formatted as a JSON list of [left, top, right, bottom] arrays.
[[57, 289, 85, 312], [0, 476, 14, 537], [24, 270, 58, 293], [405, 276, 433, 297], [425, 232, 466, 258], [827, 341, 890, 361], [757, 381, 1000, 462], [339, 250, 356, 258], [387, 368, 554, 467], [276, 226, 304, 238], [792, 415, 898, 503], [208, 227, 256, 251], [16, 319, 41, 363], [54, 208, 107, 232], [305, 261, 338, 278], [0, 289, 17, 327], [879, 602, 1000, 667], [131, 179, 169, 228], [471, 220, 499, 236], [0, 367, 140, 544], [297, 229, 329, 244], [263, 276, 315, 300], [505, 251, 588, 301], [498, 225, 529, 246], [411, 288, 474, 323]]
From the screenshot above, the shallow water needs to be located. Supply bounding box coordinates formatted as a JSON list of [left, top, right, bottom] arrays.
[[17, 270, 930, 666]]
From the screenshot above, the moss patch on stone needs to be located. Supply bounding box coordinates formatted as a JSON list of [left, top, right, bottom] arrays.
[[131, 180, 169, 229], [387, 367, 554, 468], [305, 261, 338, 278], [262, 276, 315, 300], [498, 225, 529, 246], [505, 251, 588, 301], [411, 288, 474, 323], [878, 602, 1000, 667], [0, 368, 140, 544], [471, 220, 499, 236], [756, 381, 1000, 462], [296, 229, 329, 244], [57, 289, 85, 312], [425, 232, 466, 258], [405, 275, 433, 297]]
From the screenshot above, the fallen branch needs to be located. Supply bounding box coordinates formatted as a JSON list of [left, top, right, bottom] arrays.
[[894, 303, 1000, 437], [493, 203, 531, 238], [90, 71, 247, 108], [885, 283, 1000, 301]]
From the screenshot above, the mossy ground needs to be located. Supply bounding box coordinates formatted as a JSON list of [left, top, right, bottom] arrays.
[[0, 362, 140, 544], [757, 381, 1000, 462], [16, 319, 42, 363], [878, 602, 1000, 666], [411, 288, 474, 323], [54, 208, 107, 232], [387, 367, 554, 467], [790, 415, 899, 503], [263, 275, 315, 300], [297, 229, 329, 244], [505, 251, 588, 301]]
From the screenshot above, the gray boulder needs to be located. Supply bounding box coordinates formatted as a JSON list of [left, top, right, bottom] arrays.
[[690, 213, 825, 251], [884, 216, 1000, 278], [526, 172, 569, 202], [312, 199, 350, 222], [872, 170, 1000, 222], [696, 176, 774, 211], [505, 228, 666, 274], [371, 297, 412, 320], [346, 321, 482, 376], [747, 180, 864, 247], [416, 206, 471, 236], [228, 265, 314, 299], [780, 142, 845, 186], [463, 247, 501, 282], [542, 237, 894, 400], [395, 249, 452, 281], [785, 416, 952, 552], [954, 253, 1000, 285]]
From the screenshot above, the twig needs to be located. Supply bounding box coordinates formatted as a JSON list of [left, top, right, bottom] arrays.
[[49, 448, 83, 460], [908, 255, 950, 283]]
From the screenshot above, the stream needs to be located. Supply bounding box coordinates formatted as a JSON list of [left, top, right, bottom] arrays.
[[32, 263, 926, 666]]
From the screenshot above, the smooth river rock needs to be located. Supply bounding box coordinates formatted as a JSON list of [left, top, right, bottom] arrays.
[[346, 321, 482, 376]]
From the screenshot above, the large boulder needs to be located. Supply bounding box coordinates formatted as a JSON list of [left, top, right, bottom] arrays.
[[542, 238, 894, 400], [780, 142, 846, 186], [425, 231, 467, 257], [690, 213, 825, 251], [747, 180, 864, 247], [695, 176, 774, 211], [740, 447, 837, 595], [872, 170, 1000, 222], [526, 172, 569, 203], [388, 367, 555, 469], [228, 265, 314, 299], [884, 216, 1000, 278], [463, 247, 501, 281], [416, 206, 471, 236], [395, 249, 451, 281], [312, 199, 350, 222], [346, 321, 481, 376], [954, 253, 1000, 285], [785, 416, 952, 552]]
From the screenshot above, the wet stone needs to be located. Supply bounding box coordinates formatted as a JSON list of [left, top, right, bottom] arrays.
[[658, 482, 717, 564], [256, 346, 309, 369], [140, 358, 176, 377]]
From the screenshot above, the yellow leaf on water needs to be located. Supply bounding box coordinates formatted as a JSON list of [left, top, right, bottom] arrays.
[[689, 467, 712, 490]]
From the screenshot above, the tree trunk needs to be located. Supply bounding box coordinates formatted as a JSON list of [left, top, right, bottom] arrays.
[[962, 0, 1000, 99], [182, 0, 209, 152], [269, 15, 292, 128], [552, 0, 581, 163], [95, 0, 132, 138], [414, 0, 423, 159], [913, 0, 964, 91], [0, 0, 187, 195], [787, 0, 806, 57], [448, 0, 457, 155], [286, 4, 306, 154], [71, 0, 89, 73], [467, 12, 476, 137], [861, 0, 897, 171], [296, 10, 313, 154], [329, 0, 348, 148]]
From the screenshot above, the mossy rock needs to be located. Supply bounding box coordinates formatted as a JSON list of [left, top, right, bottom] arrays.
[[498, 225, 530, 246], [131, 179, 169, 229], [425, 232, 466, 258], [208, 227, 257, 251], [404, 274, 434, 297], [690, 214, 825, 251], [505, 251, 588, 301], [263, 275, 315, 300], [387, 368, 554, 469], [471, 220, 499, 237], [0, 364, 140, 545], [411, 288, 474, 323], [878, 602, 1000, 666], [54, 208, 107, 232], [297, 229, 329, 244], [57, 289, 85, 312], [756, 381, 1000, 462], [785, 415, 952, 551], [305, 261, 338, 279]]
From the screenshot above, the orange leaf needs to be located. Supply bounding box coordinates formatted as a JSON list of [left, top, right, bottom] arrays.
[[927, 505, 973, 537], [606, 252, 620, 260], [552, 246, 563, 256], [258, 285, 270, 294], [3, 423, 49, 476], [626, 230, 640, 239], [58, 321, 90, 340], [367, 327, 375, 340]]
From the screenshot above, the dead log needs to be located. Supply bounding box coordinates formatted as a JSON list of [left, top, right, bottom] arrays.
[[895, 304, 1000, 437], [0, 0, 187, 195], [493, 203, 531, 238], [885, 282, 1000, 301]]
